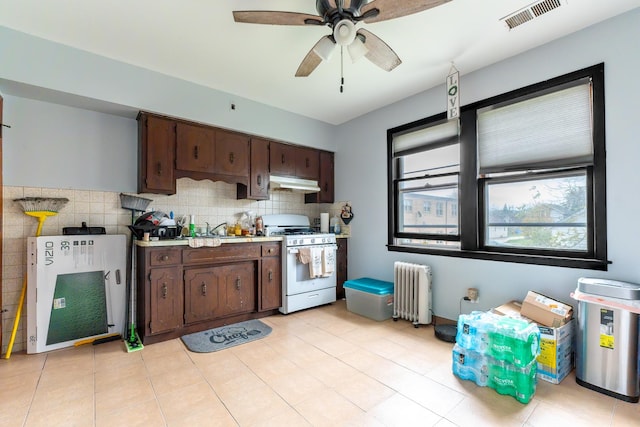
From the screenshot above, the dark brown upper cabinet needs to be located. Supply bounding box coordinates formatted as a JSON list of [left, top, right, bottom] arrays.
[[238, 137, 270, 200], [305, 150, 334, 204], [215, 130, 250, 178], [295, 146, 320, 180], [175, 122, 215, 173], [269, 141, 297, 177], [138, 113, 176, 195]]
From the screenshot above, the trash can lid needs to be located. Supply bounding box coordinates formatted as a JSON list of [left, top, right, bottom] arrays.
[[578, 277, 640, 300]]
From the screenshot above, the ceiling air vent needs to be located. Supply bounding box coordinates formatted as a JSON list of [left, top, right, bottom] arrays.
[[502, 0, 563, 30]]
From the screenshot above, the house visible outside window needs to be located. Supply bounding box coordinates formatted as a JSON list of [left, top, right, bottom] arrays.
[[403, 199, 412, 212], [424, 201, 431, 214], [387, 64, 607, 270]]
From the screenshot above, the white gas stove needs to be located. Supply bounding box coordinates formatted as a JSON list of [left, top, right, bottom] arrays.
[[261, 214, 338, 314]]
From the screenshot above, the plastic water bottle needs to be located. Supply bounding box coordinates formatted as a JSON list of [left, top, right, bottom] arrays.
[[452, 344, 489, 387], [488, 358, 537, 404], [456, 311, 492, 353], [488, 316, 540, 368]]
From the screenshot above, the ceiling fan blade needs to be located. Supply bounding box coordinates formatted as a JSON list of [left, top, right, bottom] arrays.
[[360, 0, 451, 23], [357, 29, 401, 71], [296, 36, 335, 77], [233, 11, 323, 26]]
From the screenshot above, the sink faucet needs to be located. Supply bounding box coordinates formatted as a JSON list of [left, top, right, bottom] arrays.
[[210, 222, 227, 236]]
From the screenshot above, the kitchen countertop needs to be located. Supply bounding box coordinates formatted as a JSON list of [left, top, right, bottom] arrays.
[[135, 234, 349, 247]]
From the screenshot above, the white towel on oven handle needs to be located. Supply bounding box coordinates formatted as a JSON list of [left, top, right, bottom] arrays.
[[322, 246, 335, 277], [309, 247, 323, 277]]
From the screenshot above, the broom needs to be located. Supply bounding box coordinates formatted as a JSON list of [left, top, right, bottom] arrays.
[[119, 194, 150, 352], [119, 193, 152, 224], [124, 231, 144, 353], [4, 197, 69, 359]]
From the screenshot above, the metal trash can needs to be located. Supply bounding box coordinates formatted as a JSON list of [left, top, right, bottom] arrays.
[[575, 278, 640, 402]]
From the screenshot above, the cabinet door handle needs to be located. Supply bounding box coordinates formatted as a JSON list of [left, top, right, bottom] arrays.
[[268, 270, 273, 282], [162, 283, 168, 299], [257, 174, 262, 186], [324, 182, 328, 192], [229, 152, 234, 164], [306, 158, 310, 168], [157, 162, 162, 176], [161, 255, 169, 261], [201, 282, 207, 296], [281, 154, 285, 164], [194, 145, 199, 160], [235, 277, 241, 290]]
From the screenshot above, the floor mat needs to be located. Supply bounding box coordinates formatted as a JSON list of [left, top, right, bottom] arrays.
[[181, 319, 272, 353]]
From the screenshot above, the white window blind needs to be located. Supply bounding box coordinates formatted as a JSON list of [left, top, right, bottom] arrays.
[[477, 81, 593, 174], [393, 118, 459, 154]]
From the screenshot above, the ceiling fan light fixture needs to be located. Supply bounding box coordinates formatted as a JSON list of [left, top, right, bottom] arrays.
[[312, 36, 337, 61], [333, 19, 356, 46], [347, 37, 368, 62]]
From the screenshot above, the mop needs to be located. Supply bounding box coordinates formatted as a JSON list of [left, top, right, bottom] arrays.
[[119, 194, 151, 353], [4, 197, 69, 359]]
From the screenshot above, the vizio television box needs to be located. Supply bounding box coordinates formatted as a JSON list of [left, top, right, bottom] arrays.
[[344, 277, 394, 321]]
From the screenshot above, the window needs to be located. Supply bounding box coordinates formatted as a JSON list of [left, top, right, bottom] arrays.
[[391, 118, 460, 246], [387, 64, 607, 270]]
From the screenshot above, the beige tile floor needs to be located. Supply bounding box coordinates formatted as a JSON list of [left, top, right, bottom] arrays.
[[1, 300, 638, 426]]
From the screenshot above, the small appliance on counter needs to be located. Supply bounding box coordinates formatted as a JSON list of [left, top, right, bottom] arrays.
[[63, 221, 106, 235], [128, 211, 179, 240]]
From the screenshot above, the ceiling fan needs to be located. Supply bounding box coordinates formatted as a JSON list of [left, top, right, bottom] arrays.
[[233, 0, 451, 78]]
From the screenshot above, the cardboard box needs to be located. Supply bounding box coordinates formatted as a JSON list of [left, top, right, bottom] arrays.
[[536, 319, 575, 384], [493, 301, 524, 318], [520, 291, 573, 327]]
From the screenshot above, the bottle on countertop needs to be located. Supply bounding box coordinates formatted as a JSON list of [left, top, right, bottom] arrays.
[[189, 215, 196, 238], [330, 214, 341, 235], [255, 216, 264, 236]]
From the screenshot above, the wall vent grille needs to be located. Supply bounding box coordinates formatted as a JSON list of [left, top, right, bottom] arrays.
[[502, 0, 563, 29]]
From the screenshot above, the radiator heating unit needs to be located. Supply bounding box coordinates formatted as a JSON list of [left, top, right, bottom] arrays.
[[393, 262, 432, 327]]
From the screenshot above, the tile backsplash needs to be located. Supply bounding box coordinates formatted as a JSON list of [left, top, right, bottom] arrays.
[[1, 177, 343, 354]]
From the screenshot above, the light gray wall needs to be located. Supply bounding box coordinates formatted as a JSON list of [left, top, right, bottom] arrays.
[[335, 8, 640, 319], [3, 96, 138, 191], [0, 25, 337, 192]]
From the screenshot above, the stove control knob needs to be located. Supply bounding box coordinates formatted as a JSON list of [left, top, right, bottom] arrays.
[[310, 238, 315, 244]]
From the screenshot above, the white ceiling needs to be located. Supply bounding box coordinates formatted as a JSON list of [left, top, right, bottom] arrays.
[[1, 0, 638, 125]]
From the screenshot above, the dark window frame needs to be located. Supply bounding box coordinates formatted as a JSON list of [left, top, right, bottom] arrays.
[[387, 63, 608, 270]]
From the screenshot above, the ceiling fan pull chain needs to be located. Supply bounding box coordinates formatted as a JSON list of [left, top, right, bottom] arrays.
[[340, 46, 344, 93]]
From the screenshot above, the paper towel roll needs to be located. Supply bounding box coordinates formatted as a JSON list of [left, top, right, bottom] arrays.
[[320, 213, 329, 233]]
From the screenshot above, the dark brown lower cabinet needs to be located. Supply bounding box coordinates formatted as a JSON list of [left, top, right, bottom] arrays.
[[336, 238, 348, 300], [148, 266, 183, 334], [137, 242, 281, 345]]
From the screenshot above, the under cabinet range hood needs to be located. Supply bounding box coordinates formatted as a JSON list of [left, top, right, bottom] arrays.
[[270, 175, 320, 193]]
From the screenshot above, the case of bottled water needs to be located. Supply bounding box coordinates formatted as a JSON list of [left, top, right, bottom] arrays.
[[452, 310, 540, 404]]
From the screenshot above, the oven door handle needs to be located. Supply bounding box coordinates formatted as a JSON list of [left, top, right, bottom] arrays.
[[287, 244, 337, 254]]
